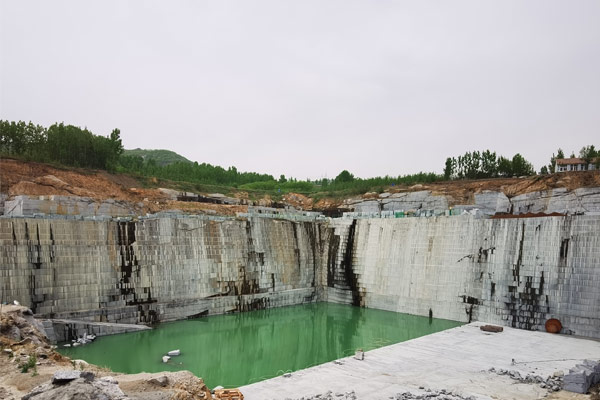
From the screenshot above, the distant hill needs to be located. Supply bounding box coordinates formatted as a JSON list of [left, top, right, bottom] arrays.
[[123, 148, 192, 166]]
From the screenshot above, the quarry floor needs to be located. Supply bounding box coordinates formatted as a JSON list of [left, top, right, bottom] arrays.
[[240, 322, 600, 400]]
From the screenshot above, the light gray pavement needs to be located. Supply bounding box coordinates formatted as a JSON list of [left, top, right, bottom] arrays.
[[240, 322, 600, 400]]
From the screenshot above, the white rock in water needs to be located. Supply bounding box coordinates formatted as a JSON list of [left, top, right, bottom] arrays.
[[167, 349, 180, 356], [63, 343, 71, 348], [162, 356, 171, 363]]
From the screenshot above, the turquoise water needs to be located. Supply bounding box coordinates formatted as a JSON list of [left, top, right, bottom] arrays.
[[59, 303, 461, 388]]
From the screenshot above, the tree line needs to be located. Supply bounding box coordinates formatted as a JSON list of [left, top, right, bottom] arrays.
[[2, 120, 598, 197], [443, 151, 534, 180], [118, 154, 275, 186], [0, 120, 123, 170]]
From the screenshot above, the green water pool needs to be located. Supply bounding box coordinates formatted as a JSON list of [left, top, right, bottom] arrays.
[[59, 302, 462, 388]]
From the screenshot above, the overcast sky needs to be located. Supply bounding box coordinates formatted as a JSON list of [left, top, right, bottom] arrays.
[[1, 1, 599, 180]]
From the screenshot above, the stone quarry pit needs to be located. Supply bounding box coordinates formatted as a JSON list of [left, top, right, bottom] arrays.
[[1, 165, 600, 399]]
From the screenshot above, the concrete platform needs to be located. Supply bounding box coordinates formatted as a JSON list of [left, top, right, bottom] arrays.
[[42, 318, 151, 343], [240, 322, 600, 400]]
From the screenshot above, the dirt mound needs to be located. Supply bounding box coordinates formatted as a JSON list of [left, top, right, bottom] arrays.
[[282, 192, 313, 210], [0, 159, 247, 216], [1, 159, 142, 203]]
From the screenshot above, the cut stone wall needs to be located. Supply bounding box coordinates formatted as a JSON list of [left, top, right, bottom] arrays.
[[2, 213, 599, 339], [511, 187, 600, 215], [42, 319, 151, 343], [0, 216, 322, 324], [345, 188, 600, 216], [324, 215, 600, 338]]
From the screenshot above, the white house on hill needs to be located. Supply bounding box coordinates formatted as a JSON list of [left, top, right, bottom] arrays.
[[556, 157, 598, 172]]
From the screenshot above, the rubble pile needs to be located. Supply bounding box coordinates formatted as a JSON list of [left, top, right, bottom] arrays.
[[0, 306, 48, 346], [286, 390, 357, 400], [284, 389, 478, 400], [393, 389, 476, 400], [488, 367, 563, 392]]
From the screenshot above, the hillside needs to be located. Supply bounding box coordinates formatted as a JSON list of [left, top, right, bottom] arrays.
[[1, 158, 600, 217], [123, 148, 192, 166]]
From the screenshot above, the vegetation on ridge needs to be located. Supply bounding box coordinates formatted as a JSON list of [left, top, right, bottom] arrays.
[[1, 119, 598, 200], [443, 150, 535, 180], [123, 148, 192, 166]]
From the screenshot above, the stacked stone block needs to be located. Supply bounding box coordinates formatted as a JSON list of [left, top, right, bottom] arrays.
[[564, 360, 600, 394], [3, 195, 137, 217]]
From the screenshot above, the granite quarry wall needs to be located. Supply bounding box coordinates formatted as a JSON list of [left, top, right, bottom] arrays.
[[1, 216, 323, 325], [2, 212, 599, 339], [323, 215, 600, 338]]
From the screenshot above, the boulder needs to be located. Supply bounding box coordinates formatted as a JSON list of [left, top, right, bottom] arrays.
[[52, 370, 81, 384], [24, 375, 127, 400]]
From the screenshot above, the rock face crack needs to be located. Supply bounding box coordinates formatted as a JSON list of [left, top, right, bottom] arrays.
[[341, 220, 362, 307]]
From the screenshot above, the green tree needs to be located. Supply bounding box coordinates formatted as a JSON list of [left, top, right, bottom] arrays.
[[511, 153, 534, 176], [497, 156, 512, 177], [278, 174, 287, 183], [481, 150, 498, 178], [443, 157, 455, 180], [548, 148, 564, 173], [579, 145, 597, 167], [540, 165, 549, 175], [334, 170, 354, 183], [463, 151, 481, 179]]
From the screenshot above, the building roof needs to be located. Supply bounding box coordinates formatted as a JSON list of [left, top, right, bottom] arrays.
[[557, 157, 586, 165]]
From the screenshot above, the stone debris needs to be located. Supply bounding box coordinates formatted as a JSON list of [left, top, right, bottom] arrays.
[[393, 389, 476, 400], [282, 389, 478, 400], [563, 360, 600, 394], [488, 367, 563, 392], [283, 390, 357, 400], [24, 373, 128, 400]]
